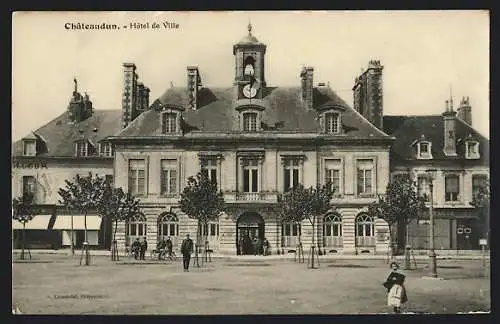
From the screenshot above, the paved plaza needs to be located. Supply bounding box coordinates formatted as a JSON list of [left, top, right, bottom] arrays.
[[12, 254, 490, 315]]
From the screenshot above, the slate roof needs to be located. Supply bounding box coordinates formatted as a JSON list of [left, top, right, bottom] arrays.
[[12, 110, 122, 158], [116, 86, 392, 140], [383, 115, 489, 164]]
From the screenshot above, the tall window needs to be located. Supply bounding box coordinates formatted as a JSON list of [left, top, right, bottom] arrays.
[[201, 157, 218, 185], [158, 213, 179, 240], [100, 142, 113, 157], [445, 174, 460, 202], [160, 159, 178, 195], [281, 222, 301, 248], [243, 112, 258, 132], [23, 140, 36, 156], [472, 175, 488, 196], [162, 112, 177, 134], [325, 159, 341, 194], [200, 221, 220, 237], [243, 159, 259, 193], [22, 176, 36, 198], [128, 159, 146, 196], [355, 213, 375, 246], [323, 213, 343, 247], [126, 214, 147, 245], [325, 112, 340, 134], [357, 159, 373, 195], [284, 159, 300, 191], [417, 175, 429, 199], [76, 142, 88, 157]]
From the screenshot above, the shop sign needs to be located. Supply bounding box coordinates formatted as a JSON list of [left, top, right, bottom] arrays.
[[12, 160, 48, 169]]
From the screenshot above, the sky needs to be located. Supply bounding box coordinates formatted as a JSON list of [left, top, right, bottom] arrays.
[[12, 11, 489, 141]]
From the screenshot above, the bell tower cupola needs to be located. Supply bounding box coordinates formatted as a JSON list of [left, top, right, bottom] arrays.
[[233, 23, 267, 99]]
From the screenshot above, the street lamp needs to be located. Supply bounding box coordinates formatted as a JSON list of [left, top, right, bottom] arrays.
[[426, 169, 438, 278]]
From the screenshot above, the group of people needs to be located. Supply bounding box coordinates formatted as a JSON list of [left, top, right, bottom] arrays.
[[238, 235, 271, 255], [131, 237, 148, 260], [155, 237, 174, 260], [129, 234, 194, 272]]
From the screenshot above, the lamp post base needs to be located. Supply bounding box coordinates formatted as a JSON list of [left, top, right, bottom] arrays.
[[428, 250, 438, 278]]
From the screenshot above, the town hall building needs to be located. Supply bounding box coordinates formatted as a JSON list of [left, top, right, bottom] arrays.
[[12, 24, 489, 255]]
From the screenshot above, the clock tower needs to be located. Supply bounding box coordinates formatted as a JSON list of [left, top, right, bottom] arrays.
[[233, 23, 266, 100]]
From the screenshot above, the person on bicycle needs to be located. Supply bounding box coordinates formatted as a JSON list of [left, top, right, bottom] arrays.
[[166, 237, 173, 259], [157, 238, 167, 260]]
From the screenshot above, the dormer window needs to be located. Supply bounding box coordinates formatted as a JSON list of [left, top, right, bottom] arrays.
[[465, 141, 480, 159], [417, 141, 432, 159], [99, 142, 114, 157], [243, 112, 258, 132], [23, 140, 36, 156], [325, 112, 341, 134], [76, 141, 88, 157], [162, 112, 178, 134]]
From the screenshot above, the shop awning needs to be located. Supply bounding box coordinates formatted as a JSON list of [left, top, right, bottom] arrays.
[[12, 215, 52, 230], [53, 215, 102, 230]]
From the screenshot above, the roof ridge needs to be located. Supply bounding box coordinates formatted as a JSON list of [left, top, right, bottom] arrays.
[[348, 105, 391, 137]]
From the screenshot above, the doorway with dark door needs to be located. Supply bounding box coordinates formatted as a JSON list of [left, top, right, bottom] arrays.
[[236, 212, 264, 255]]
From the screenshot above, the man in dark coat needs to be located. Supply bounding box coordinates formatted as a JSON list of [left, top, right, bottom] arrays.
[[140, 237, 148, 260], [132, 238, 141, 260], [180, 234, 194, 271], [166, 237, 174, 259]]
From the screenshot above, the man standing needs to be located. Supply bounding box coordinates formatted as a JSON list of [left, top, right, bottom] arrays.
[[181, 234, 194, 272], [132, 238, 141, 260], [140, 237, 148, 260]]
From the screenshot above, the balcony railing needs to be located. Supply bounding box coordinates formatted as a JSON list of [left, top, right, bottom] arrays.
[[281, 236, 300, 248], [323, 236, 343, 247], [236, 192, 265, 201], [355, 236, 376, 247]]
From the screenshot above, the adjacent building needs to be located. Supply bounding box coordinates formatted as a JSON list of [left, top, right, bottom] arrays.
[[11, 78, 149, 250]]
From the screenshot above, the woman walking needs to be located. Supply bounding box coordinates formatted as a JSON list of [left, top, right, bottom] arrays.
[[383, 262, 408, 313]]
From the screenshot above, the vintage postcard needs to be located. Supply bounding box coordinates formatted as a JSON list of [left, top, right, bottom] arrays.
[[11, 11, 490, 315]]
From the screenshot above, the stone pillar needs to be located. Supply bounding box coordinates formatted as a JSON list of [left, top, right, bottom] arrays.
[[342, 209, 357, 255]]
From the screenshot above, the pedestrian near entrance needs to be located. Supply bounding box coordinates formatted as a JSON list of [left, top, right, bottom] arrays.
[[140, 237, 148, 260], [383, 262, 408, 313], [132, 238, 141, 260], [181, 234, 194, 271]]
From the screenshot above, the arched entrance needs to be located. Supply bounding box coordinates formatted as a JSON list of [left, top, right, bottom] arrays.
[[236, 212, 264, 255]]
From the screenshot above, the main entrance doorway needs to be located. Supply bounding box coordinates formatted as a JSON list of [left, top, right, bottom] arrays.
[[236, 212, 264, 255]]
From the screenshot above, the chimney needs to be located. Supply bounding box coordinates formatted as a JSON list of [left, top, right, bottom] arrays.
[[300, 66, 314, 110], [457, 96, 472, 126], [352, 75, 363, 114], [122, 63, 137, 128], [144, 86, 150, 110], [67, 78, 93, 123], [187, 66, 202, 110], [442, 98, 458, 156], [365, 60, 384, 130]]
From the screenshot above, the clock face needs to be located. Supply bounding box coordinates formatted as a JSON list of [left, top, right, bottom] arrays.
[[243, 84, 258, 98]]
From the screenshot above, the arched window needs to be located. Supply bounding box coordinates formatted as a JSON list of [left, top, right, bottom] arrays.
[[281, 221, 301, 248], [158, 213, 179, 248], [126, 213, 147, 246], [323, 213, 343, 247], [355, 213, 375, 246]]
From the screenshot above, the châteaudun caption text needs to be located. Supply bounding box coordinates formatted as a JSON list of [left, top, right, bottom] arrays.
[[64, 21, 180, 31]]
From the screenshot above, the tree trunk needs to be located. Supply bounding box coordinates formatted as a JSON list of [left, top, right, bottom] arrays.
[[388, 225, 395, 262], [21, 223, 26, 260], [84, 211, 88, 243], [113, 219, 118, 242], [70, 212, 74, 255]]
